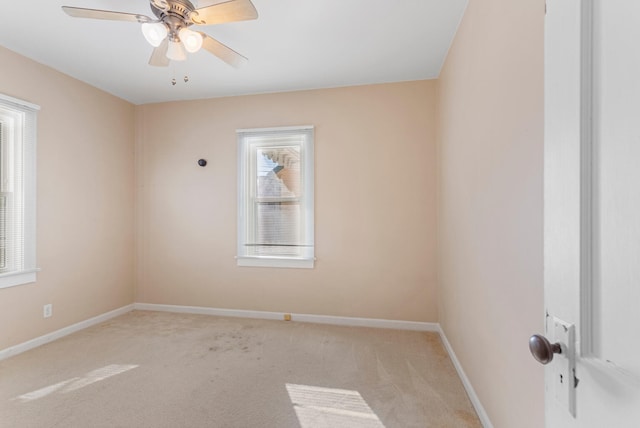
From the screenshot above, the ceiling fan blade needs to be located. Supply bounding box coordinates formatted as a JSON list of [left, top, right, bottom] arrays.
[[62, 6, 154, 23], [190, 0, 258, 25], [149, 39, 170, 67], [200, 33, 248, 68]]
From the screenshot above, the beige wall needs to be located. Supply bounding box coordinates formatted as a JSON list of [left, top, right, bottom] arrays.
[[436, 0, 544, 427], [1, 5, 546, 421], [0, 47, 135, 350], [135, 81, 438, 322]]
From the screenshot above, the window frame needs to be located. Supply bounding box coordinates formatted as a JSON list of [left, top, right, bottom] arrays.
[[237, 125, 314, 269], [0, 93, 39, 289]]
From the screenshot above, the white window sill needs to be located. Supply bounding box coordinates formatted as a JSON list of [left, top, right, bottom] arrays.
[[0, 269, 39, 289], [237, 256, 314, 269]]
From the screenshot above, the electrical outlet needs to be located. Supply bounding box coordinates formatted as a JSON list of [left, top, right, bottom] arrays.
[[43, 304, 52, 318]]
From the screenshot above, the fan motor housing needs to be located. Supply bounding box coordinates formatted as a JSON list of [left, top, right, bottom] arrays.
[[151, 0, 196, 22]]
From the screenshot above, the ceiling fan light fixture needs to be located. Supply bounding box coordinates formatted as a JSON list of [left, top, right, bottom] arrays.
[[167, 40, 187, 61], [141, 22, 168, 47], [62, 0, 258, 68], [179, 28, 203, 53]]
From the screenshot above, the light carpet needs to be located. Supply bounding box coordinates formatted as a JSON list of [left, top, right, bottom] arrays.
[[0, 311, 481, 427]]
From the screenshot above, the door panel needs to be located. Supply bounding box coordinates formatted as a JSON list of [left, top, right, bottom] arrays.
[[544, 0, 640, 426], [592, 0, 640, 378]]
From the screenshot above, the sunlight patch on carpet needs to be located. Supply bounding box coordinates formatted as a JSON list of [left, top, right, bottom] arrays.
[[14, 364, 139, 403], [286, 383, 385, 428]]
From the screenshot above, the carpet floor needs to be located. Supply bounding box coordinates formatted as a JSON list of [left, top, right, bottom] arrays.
[[0, 311, 481, 428]]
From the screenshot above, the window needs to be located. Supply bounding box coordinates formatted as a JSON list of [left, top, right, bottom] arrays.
[[0, 94, 38, 289], [237, 126, 314, 268]]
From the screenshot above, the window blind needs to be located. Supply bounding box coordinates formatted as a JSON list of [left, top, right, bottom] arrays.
[[0, 93, 39, 288]]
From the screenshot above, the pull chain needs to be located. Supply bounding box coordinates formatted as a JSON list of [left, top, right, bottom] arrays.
[[169, 63, 190, 86]]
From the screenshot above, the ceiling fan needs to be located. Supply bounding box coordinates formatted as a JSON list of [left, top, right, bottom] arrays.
[[62, 0, 258, 68]]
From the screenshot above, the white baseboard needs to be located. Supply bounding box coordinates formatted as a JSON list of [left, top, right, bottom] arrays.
[[0, 303, 436, 362], [292, 312, 439, 331], [134, 303, 439, 332], [438, 327, 494, 428], [0, 304, 135, 361], [134, 303, 284, 321]]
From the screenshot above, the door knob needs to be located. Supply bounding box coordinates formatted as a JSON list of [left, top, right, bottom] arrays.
[[529, 334, 562, 364]]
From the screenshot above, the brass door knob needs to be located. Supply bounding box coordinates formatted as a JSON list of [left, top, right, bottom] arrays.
[[529, 334, 562, 364]]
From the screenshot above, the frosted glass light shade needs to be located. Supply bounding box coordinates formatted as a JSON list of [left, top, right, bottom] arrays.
[[166, 40, 187, 61], [179, 28, 203, 53], [141, 22, 168, 47]]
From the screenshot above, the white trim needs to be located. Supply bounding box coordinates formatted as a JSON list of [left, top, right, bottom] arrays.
[[0, 270, 38, 289], [438, 327, 494, 428], [134, 303, 439, 331], [237, 256, 314, 269], [292, 312, 438, 331], [0, 93, 40, 111], [236, 125, 313, 134], [579, 0, 595, 359], [0, 303, 438, 362], [0, 267, 41, 278], [0, 304, 134, 361], [134, 303, 284, 320]]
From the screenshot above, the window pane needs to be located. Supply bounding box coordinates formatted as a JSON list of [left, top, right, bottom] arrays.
[[256, 146, 301, 197]]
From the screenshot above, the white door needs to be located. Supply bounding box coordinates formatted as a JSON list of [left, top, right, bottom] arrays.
[[543, 0, 640, 426]]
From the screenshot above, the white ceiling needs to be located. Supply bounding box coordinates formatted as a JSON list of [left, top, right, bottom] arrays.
[[0, 0, 467, 105]]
